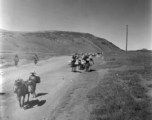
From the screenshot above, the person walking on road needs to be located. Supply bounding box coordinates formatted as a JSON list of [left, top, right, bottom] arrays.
[[14, 54, 19, 66], [33, 53, 39, 64], [28, 71, 37, 97]]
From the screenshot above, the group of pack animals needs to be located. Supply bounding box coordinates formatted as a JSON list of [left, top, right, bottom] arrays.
[[69, 52, 101, 72], [13, 71, 41, 109], [13, 52, 102, 109]]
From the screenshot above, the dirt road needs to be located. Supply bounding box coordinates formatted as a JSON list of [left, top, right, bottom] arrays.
[[1, 55, 105, 120]]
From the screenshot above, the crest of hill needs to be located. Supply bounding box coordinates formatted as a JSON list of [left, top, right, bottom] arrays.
[[136, 48, 152, 52], [0, 29, 122, 55]]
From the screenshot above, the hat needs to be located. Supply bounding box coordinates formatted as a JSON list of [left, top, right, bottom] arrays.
[[30, 70, 36, 74]]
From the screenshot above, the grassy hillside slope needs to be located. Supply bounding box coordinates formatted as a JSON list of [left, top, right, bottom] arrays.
[[0, 29, 122, 55]]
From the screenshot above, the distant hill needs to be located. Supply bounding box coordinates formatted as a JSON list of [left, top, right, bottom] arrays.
[[136, 48, 152, 52], [0, 29, 122, 55]]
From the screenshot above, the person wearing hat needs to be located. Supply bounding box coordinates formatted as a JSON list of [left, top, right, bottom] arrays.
[[72, 54, 76, 60], [29, 71, 37, 97], [29, 71, 36, 80]]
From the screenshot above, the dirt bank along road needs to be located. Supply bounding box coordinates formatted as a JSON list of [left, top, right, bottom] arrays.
[[0, 55, 105, 120]]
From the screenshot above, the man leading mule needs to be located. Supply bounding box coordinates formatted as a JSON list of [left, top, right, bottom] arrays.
[[28, 71, 41, 97]]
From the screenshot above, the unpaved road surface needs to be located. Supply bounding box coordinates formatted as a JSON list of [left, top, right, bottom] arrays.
[[0, 55, 105, 120]]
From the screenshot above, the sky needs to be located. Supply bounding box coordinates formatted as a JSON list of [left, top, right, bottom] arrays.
[[0, 0, 151, 50]]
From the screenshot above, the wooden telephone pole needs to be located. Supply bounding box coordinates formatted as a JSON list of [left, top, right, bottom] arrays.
[[126, 25, 128, 55]]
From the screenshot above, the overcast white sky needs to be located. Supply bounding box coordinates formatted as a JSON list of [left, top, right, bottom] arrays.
[[0, 0, 151, 50]]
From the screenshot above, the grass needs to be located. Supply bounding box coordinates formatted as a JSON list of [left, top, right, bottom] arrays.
[[100, 52, 152, 69], [87, 51, 152, 120]]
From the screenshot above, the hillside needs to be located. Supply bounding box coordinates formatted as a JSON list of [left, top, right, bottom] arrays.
[[0, 29, 121, 55], [136, 48, 152, 52]]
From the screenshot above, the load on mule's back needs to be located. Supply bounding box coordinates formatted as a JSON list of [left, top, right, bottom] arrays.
[[69, 53, 95, 72], [13, 78, 30, 108], [78, 53, 94, 72], [77, 58, 86, 70]]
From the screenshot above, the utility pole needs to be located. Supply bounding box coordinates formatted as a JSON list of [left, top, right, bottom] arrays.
[[126, 25, 128, 55]]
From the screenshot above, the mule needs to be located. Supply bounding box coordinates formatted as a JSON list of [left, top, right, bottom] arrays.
[[85, 61, 90, 72], [77, 59, 86, 70], [85, 57, 94, 72], [78, 59, 92, 72], [13, 79, 30, 108]]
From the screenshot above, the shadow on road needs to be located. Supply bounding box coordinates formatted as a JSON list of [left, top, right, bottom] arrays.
[[0, 93, 6, 95], [36, 93, 48, 97], [89, 69, 96, 72], [24, 99, 46, 110], [73, 71, 82, 73]]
